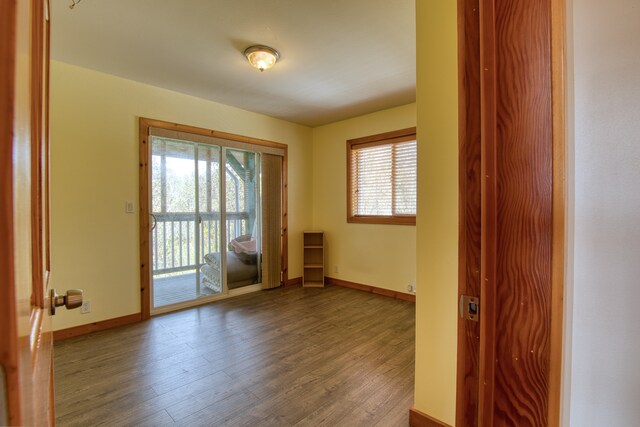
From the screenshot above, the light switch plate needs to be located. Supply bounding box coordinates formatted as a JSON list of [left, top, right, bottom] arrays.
[[125, 201, 134, 213]]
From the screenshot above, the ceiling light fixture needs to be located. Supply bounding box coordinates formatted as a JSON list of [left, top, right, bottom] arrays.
[[243, 45, 280, 72]]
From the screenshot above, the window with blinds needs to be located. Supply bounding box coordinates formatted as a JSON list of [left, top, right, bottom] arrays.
[[347, 127, 417, 225]]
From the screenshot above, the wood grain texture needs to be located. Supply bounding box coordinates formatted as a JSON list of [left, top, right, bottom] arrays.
[[480, 0, 554, 425], [0, 1, 20, 422], [139, 117, 289, 150], [456, 0, 482, 425], [139, 118, 152, 319], [410, 406, 452, 427], [325, 276, 416, 302], [44, 0, 51, 275], [54, 285, 415, 426], [549, 0, 567, 425], [478, 0, 499, 423], [53, 313, 142, 341], [1, 1, 55, 424], [30, 0, 45, 309], [281, 145, 289, 285]]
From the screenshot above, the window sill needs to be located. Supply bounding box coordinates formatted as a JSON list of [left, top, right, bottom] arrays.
[[347, 215, 416, 226]]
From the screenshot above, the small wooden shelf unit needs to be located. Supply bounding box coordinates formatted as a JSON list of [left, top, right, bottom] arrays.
[[303, 231, 324, 287]]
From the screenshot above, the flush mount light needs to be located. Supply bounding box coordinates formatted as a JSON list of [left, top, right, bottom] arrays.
[[243, 45, 280, 72]]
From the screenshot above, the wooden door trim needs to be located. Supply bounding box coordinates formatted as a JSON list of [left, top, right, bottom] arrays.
[[44, 0, 51, 275], [281, 147, 289, 286], [138, 117, 289, 320], [0, 1, 20, 423], [477, 0, 498, 424], [455, 0, 482, 425], [549, 0, 568, 424], [138, 120, 152, 319]]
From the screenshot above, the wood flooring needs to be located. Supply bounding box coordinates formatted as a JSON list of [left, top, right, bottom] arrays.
[[54, 285, 415, 426]]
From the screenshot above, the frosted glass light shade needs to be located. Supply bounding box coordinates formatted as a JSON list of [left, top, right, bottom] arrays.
[[244, 45, 280, 72]]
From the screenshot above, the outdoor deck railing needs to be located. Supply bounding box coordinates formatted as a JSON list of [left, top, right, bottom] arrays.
[[152, 211, 250, 275]]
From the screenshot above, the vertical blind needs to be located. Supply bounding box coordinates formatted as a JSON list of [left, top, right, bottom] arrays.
[[350, 139, 417, 216], [261, 154, 282, 289]]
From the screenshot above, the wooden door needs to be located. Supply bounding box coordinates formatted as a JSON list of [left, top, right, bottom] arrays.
[[0, 0, 54, 425], [456, 0, 565, 425]]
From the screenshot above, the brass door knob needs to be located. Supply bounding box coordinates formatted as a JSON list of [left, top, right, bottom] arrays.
[[50, 288, 83, 315]]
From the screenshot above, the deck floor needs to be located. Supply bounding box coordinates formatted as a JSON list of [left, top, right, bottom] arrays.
[[153, 272, 217, 307]]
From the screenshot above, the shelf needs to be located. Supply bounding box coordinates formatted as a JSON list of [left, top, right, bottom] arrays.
[[303, 231, 324, 288], [303, 232, 324, 247]]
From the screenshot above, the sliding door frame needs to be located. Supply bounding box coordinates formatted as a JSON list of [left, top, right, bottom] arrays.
[[138, 117, 288, 320]]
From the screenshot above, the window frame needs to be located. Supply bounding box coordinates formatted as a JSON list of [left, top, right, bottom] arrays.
[[346, 127, 417, 225]]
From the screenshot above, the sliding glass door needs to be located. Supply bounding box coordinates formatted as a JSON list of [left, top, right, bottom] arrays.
[[196, 144, 223, 301], [224, 149, 261, 291], [150, 137, 261, 310]]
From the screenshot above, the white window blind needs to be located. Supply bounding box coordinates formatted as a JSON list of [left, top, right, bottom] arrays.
[[350, 138, 417, 218]]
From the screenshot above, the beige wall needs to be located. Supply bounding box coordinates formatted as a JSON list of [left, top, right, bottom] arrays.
[[52, 7, 463, 421], [413, 1, 459, 424], [568, 0, 640, 424], [311, 104, 416, 293], [50, 61, 313, 330]]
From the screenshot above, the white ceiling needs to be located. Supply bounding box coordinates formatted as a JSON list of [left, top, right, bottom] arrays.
[[51, 0, 416, 127]]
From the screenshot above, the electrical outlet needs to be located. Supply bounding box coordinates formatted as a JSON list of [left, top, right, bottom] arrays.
[[81, 300, 91, 314], [125, 200, 134, 213], [407, 283, 416, 294]]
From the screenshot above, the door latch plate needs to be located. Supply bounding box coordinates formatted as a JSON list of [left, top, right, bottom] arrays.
[[460, 295, 479, 322]]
